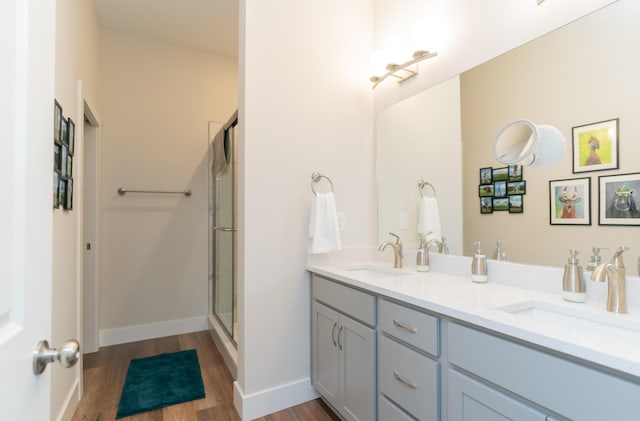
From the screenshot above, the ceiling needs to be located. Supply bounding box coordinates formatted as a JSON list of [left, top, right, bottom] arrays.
[[92, 0, 239, 58]]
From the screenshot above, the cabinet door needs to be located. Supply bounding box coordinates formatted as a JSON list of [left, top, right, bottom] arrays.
[[448, 370, 546, 421], [340, 315, 376, 421], [312, 301, 341, 410]]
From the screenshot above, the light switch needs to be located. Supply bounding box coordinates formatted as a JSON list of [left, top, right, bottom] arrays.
[[399, 212, 408, 230]]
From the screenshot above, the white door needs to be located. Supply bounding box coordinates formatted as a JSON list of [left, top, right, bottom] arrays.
[[0, 0, 56, 419]]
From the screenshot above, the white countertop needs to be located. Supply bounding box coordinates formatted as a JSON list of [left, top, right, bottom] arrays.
[[307, 260, 640, 379]]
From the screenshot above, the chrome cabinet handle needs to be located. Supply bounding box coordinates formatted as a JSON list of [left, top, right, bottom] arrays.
[[393, 370, 417, 390], [393, 319, 418, 334], [331, 322, 338, 347], [337, 326, 344, 350]]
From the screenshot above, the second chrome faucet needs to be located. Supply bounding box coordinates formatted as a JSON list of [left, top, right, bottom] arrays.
[[378, 232, 403, 268]]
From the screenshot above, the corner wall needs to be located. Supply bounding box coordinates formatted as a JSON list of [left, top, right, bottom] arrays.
[[97, 30, 237, 343], [236, 0, 374, 419]]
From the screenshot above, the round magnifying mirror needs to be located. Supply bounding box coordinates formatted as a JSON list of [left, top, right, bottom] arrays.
[[493, 120, 565, 168]]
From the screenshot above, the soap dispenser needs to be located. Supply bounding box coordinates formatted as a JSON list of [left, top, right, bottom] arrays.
[[493, 240, 507, 261], [562, 249, 587, 303], [471, 241, 488, 283], [416, 232, 431, 272], [586, 247, 608, 272]]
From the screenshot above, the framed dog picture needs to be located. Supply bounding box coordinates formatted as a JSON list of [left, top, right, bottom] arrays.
[[549, 178, 591, 225], [572, 118, 619, 173]]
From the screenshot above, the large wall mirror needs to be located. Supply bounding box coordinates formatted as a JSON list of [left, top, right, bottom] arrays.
[[377, 0, 640, 272]]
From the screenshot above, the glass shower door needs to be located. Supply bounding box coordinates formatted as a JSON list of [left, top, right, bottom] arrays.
[[209, 119, 237, 342]]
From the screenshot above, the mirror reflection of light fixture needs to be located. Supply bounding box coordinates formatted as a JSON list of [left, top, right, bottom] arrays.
[[493, 119, 566, 168], [370, 50, 437, 89]]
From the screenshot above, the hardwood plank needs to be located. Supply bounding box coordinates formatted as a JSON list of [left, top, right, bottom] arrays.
[[71, 331, 336, 421]]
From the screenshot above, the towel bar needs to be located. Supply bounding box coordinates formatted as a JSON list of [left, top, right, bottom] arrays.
[[417, 180, 436, 198], [311, 172, 334, 195], [117, 187, 192, 197]]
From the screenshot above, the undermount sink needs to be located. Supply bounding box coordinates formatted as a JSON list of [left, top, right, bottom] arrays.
[[345, 265, 409, 278], [497, 300, 640, 343]]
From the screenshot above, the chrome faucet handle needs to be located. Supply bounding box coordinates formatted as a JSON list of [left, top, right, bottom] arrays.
[[611, 246, 630, 268]]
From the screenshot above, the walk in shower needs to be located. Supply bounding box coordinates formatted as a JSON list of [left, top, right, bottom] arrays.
[[208, 112, 238, 353]]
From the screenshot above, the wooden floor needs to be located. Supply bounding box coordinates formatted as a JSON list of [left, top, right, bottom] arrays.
[[71, 330, 339, 421]]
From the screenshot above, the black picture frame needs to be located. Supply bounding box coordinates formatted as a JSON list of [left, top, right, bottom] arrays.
[[494, 181, 507, 198], [572, 118, 619, 173], [60, 144, 68, 177], [507, 181, 526, 195], [492, 167, 509, 181], [549, 177, 591, 225], [66, 154, 73, 178], [54, 143, 61, 172], [53, 172, 60, 209], [493, 197, 509, 212], [54, 100, 63, 143], [598, 172, 640, 225], [479, 184, 494, 197], [480, 167, 493, 184], [61, 117, 69, 146], [58, 178, 66, 209], [508, 164, 523, 182], [509, 195, 524, 213], [480, 197, 493, 214], [64, 178, 73, 210], [67, 118, 75, 155]]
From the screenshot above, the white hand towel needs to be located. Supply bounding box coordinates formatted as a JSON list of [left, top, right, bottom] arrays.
[[418, 197, 442, 242], [308, 192, 342, 254]]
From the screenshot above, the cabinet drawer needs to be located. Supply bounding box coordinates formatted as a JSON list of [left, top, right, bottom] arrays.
[[379, 335, 439, 420], [379, 298, 439, 356], [448, 322, 640, 421], [312, 275, 375, 326], [379, 394, 416, 421]]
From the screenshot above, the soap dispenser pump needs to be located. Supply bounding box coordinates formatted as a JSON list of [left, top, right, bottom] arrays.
[[416, 232, 431, 272], [493, 240, 507, 261], [562, 249, 587, 303], [586, 247, 608, 272], [471, 241, 488, 283]]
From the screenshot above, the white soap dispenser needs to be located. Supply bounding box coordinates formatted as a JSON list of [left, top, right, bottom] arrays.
[[471, 241, 488, 283]]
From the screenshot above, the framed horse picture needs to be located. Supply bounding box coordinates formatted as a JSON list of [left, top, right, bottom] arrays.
[[549, 178, 591, 225]]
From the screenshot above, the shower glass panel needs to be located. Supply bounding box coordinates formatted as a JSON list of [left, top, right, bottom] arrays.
[[209, 117, 237, 343]]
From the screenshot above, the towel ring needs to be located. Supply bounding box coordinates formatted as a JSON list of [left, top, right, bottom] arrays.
[[311, 172, 334, 195], [418, 179, 436, 198]]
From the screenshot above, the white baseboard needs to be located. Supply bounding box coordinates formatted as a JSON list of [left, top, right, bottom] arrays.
[[99, 316, 209, 347], [233, 377, 319, 421], [56, 378, 79, 421]]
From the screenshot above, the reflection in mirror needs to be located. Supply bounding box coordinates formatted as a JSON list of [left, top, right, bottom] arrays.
[[377, 0, 640, 272], [493, 120, 565, 168]]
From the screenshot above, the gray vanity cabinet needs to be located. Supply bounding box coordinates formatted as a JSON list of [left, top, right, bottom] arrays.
[[311, 275, 376, 421]]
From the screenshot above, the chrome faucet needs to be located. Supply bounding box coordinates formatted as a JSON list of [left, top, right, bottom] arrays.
[[427, 238, 443, 253], [378, 232, 403, 268], [591, 246, 629, 314]]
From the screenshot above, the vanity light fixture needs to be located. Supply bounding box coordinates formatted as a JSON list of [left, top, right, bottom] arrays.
[[370, 50, 438, 89]]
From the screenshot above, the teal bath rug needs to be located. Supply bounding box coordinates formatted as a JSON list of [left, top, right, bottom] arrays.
[[116, 349, 205, 418]]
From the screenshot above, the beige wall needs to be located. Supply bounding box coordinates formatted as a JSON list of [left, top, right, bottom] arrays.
[[462, 0, 640, 268], [97, 30, 237, 336], [52, 0, 100, 419], [237, 0, 374, 417]]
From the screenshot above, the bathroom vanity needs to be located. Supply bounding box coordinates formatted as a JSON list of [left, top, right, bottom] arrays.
[[308, 261, 640, 421]]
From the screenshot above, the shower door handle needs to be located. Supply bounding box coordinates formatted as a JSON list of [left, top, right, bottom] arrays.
[[212, 226, 236, 232]]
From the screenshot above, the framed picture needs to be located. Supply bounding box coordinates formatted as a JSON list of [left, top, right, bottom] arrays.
[[494, 181, 507, 198], [492, 167, 508, 181], [54, 100, 63, 143], [53, 172, 60, 209], [493, 197, 509, 212], [572, 118, 619, 173], [61, 117, 69, 146], [54, 143, 61, 172], [479, 184, 494, 197], [509, 195, 523, 213], [66, 154, 73, 177], [67, 118, 75, 155], [507, 181, 526, 195], [64, 178, 73, 210], [480, 197, 493, 214], [598, 173, 640, 225], [60, 144, 68, 177], [549, 177, 591, 225], [508, 164, 523, 182], [480, 167, 493, 184], [58, 178, 66, 209]]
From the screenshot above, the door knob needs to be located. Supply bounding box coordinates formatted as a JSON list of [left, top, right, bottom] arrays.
[[33, 339, 80, 375]]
